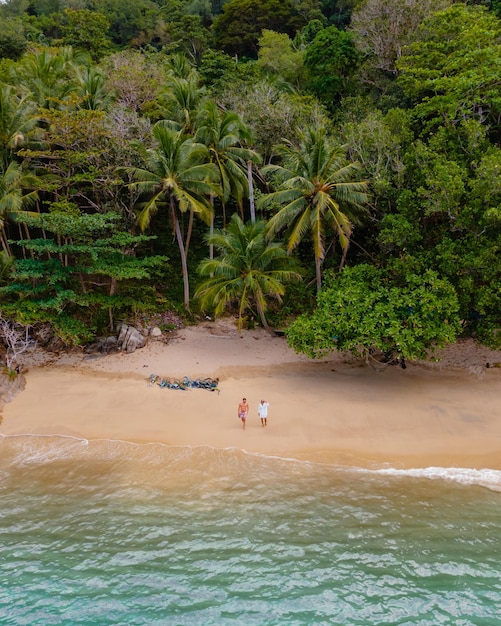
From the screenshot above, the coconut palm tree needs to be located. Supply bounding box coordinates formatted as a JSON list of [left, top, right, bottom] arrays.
[[195, 214, 303, 333], [154, 73, 209, 256], [13, 47, 83, 110], [165, 53, 196, 80], [0, 84, 39, 168], [128, 122, 219, 310], [159, 74, 206, 135], [76, 65, 110, 111], [0, 161, 39, 256], [259, 126, 369, 291], [195, 100, 261, 257]]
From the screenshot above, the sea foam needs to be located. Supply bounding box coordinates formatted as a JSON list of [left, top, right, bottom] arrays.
[[363, 465, 501, 492], [2, 433, 501, 491]]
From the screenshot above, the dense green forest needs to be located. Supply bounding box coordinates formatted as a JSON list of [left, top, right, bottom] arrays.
[[0, 0, 500, 366]]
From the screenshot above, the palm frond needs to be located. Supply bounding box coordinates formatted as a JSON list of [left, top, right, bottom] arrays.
[[266, 196, 307, 235]]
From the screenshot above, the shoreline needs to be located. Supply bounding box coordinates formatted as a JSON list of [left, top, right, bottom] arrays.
[[2, 319, 501, 471]]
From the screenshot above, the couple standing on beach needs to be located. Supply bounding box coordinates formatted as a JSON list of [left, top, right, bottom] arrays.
[[238, 398, 270, 430]]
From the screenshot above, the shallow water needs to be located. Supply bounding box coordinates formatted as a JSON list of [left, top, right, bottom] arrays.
[[1, 435, 500, 625]]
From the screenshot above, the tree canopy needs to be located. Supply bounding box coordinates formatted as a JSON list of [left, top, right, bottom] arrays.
[[397, 4, 501, 135], [287, 264, 461, 361], [212, 0, 303, 58]]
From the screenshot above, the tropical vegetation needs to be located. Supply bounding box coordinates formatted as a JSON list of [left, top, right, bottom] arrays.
[[196, 214, 303, 332], [0, 0, 499, 368]]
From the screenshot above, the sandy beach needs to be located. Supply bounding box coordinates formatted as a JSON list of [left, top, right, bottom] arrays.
[[2, 319, 501, 470]]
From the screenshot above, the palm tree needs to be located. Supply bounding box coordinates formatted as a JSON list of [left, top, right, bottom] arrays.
[[153, 74, 209, 259], [158, 74, 206, 135], [0, 84, 39, 168], [76, 65, 110, 111], [259, 126, 369, 291], [195, 100, 261, 257], [165, 53, 196, 80], [0, 161, 39, 256], [128, 122, 219, 310], [13, 47, 83, 110], [195, 214, 303, 333]]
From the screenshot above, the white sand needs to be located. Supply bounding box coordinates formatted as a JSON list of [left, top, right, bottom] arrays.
[[2, 319, 501, 469]]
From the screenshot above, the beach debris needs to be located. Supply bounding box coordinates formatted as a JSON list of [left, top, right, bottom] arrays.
[[148, 373, 159, 386], [147, 374, 220, 393], [182, 376, 220, 392], [158, 378, 186, 390]]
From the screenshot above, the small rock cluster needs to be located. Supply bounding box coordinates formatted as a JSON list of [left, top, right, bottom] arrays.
[[117, 323, 147, 353], [84, 313, 184, 355], [84, 324, 150, 355]]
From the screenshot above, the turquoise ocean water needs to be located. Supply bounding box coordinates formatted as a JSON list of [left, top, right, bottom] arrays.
[[1, 434, 500, 626]]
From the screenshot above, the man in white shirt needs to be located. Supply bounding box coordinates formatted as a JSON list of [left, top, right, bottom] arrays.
[[258, 400, 270, 427]]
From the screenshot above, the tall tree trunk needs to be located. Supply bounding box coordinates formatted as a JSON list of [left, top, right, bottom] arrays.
[[247, 160, 255, 224], [0, 226, 12, 257], [79, 273, 87, 294], [57, 234, 64, 265], [315, 256, 322, 292], [108, 277, 117, 331], [185, 209, 194, 257], [16, 223, 26, 259], [338, 241, 349, 271], [256, 297, 275, 335], [209, 194, 215, 261], [23, 223, 35, 260], [39, 215, 51, 260], [172, 201, 191, 311]]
